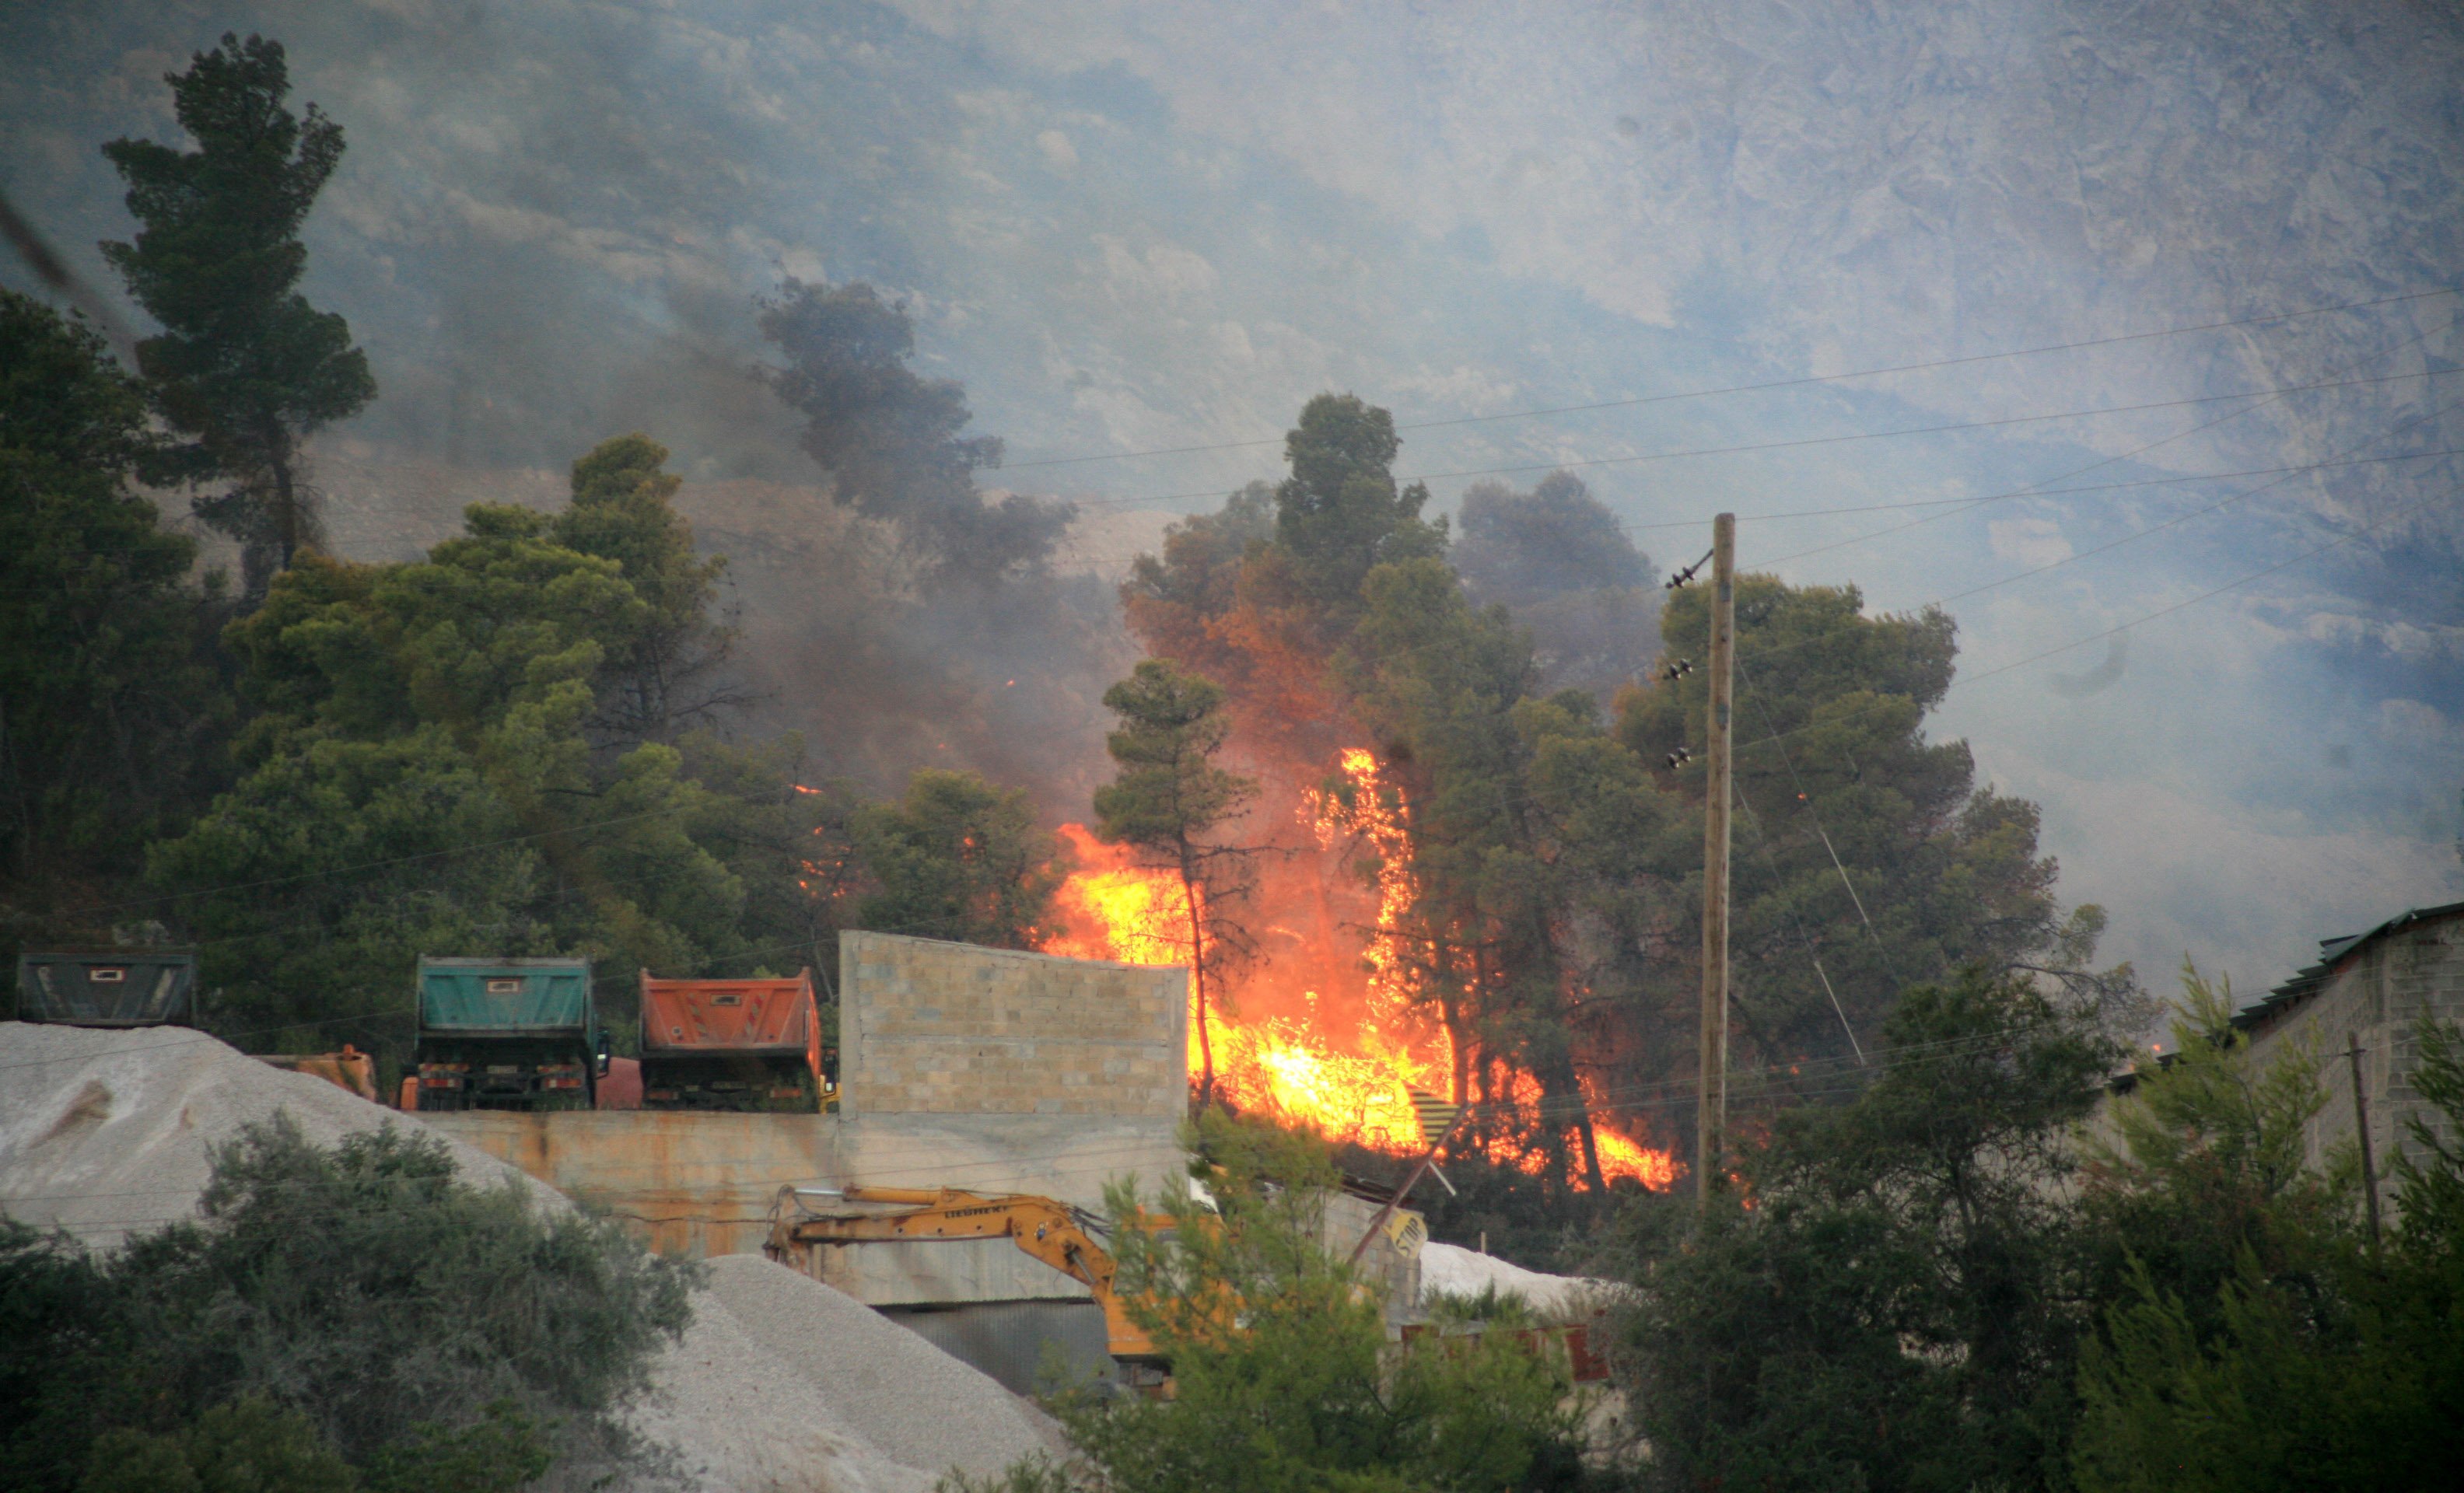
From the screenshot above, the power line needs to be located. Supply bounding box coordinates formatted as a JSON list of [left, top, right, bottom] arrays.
[[1003, 285, 2459, 470], [1066, 366, 2450, 512], [1752, 316, 2458, 569], [1730, 478, 2464, 767]]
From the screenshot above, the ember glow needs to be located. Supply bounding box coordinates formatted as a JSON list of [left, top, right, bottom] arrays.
[[1042, 749, 1678, 1191]]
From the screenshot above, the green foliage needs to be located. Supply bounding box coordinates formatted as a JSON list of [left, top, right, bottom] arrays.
[[1093, 660, 1255, 852], [2078, 962, 2354, 1337], [1618, 572, 2138, 1081], [1451, 473, 1647, 607], [146, 438, 830, 1061], [100, 33, 374, 589], [1029, 1110, 1587, 1493], [2070, 1016, 2464, 1491], [359, 1402, 551, 1493], [2391, 1012, 2464, 1250], [1121, 399, 2124, 1222], [852, 767, 1065, 948], [1341, 555, 1669, 1196], [0, 291, 229, 932], [1272, 394, 1448, 616], [0, 1119, 690, 1491], [81, 1399, 353, 1493], [1619, 970, 2120, 1493], [550, 433, 732, 740], [1451, 473, 1656, 699]]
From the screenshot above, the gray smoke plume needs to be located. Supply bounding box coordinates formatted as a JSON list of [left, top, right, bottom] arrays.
[[1454, 471, 1659, 699]]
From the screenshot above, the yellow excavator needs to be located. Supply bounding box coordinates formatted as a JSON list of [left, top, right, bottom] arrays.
[[765, 1184, 1170, 1372]]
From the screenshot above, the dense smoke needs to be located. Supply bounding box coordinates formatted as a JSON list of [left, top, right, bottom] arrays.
[[698, 278, 1132, 805], [758, 279, 1075, 586]]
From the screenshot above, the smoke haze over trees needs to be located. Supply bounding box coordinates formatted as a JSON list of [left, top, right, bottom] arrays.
[[9, 1, 2460, 983]]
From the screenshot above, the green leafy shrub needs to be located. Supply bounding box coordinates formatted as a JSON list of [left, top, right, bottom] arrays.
[[0, 1118, 695, 1491]]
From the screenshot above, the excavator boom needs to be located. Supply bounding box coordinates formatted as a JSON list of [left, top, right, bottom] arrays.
[[767, 1185, 1160, 1363]]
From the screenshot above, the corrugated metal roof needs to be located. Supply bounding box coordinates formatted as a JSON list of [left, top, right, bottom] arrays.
[[2235, 898, 2464, 1031]]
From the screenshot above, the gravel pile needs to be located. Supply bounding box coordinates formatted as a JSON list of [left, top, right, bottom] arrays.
[[1419, 1240, 1617, 1321], [636, 1254, 1063, 1492], [0, 1020, 549, 1246], [0, 1022, 1063, 1492]]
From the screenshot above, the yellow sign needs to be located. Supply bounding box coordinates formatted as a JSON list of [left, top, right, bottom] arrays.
[[1405, 1087, 1460, 1147]]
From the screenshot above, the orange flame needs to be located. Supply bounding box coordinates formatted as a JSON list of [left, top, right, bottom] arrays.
[[1042, 750, 1678, 1191]]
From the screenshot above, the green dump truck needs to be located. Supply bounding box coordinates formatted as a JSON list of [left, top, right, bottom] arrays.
[[412, 956, 607, 1111], [15, 951, 197, 1027]]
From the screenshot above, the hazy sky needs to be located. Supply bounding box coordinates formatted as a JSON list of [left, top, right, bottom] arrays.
[[7, 0, 2462, 1001]]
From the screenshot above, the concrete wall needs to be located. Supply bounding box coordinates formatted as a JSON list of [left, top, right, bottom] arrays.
[[839, 932, 1188, 1118], [429, 934, 1193, 1308], [428, 1109, 1186, 1303], [2244, 912, 2464, 1222]]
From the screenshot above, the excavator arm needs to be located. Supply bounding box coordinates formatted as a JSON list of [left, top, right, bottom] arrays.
[[768, 1185, 1161, 1363]]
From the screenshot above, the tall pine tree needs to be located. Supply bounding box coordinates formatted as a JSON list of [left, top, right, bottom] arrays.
[[102, 33, 373, 596]]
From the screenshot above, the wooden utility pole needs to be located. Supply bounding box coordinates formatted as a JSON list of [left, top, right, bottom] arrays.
[[2347, 1031, 2382, 1248], [1697, 512, 1736, 1208]]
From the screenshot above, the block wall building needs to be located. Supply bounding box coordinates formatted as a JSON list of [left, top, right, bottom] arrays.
[[838, 931, 1188, 1118], [2237, 900, 2464, 1223]]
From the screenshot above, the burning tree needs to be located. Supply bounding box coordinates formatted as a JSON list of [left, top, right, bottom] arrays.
[[1090, 659, 1260, 1107], [1074, 390, 2124, 1212], [1090, 395, 1685, 1195]]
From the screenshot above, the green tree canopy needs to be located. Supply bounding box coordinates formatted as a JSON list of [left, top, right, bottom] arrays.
[[548, 432, 733, 740], [852, 767, 1064, 949], [1453, 471, 1648, 607], [1453, 472, 1659, 699], [990, 1112, 1586, 1493], [147, 437, 824, 1063], [1619, 970, 2122, 1493], [1269, 393, 1447, 619], [2, 1118, 688, 1491], [0, 291, 227, 935], [100, 33, 374, 593], [1617, 574, 2136, 1082], [2070, 1012, 2464, 1491]]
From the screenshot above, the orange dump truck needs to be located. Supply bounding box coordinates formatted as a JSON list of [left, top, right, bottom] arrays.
[[639, 970, 826, 1112]]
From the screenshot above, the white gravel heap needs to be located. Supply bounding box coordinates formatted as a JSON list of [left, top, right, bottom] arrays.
[[0, 1021, 1062, 1492], [0, 1019, 550, 1246], [1418, 1240, 1618, 1321], [637, 1253, 1066, 1492]]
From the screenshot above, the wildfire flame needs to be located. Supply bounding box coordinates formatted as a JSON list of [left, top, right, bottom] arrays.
[[1042, 750, 1678, 1191]]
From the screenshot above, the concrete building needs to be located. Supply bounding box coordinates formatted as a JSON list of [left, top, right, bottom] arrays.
[[2236, 899, 2464, 1222]]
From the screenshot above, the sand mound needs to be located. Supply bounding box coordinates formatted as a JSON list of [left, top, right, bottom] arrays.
[[635, 1254, 1063, 1492], [0, 1023, 1063, 1491], [1419, 1240, 1616, 1321], [0, 1021, 550, 1246]]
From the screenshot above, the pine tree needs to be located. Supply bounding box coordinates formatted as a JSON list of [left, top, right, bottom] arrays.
[[1092, 659, 1260, 1106], [101, 33, 373, 596]]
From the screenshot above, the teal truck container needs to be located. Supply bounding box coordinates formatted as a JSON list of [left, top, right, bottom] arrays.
[[15, 951, 196, 1027], [412, 956, 607, 1111]]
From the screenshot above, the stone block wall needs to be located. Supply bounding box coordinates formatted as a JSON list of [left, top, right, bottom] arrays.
[[2245, 914, 2464, 1223], [839, 932, 1188, 1117]]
